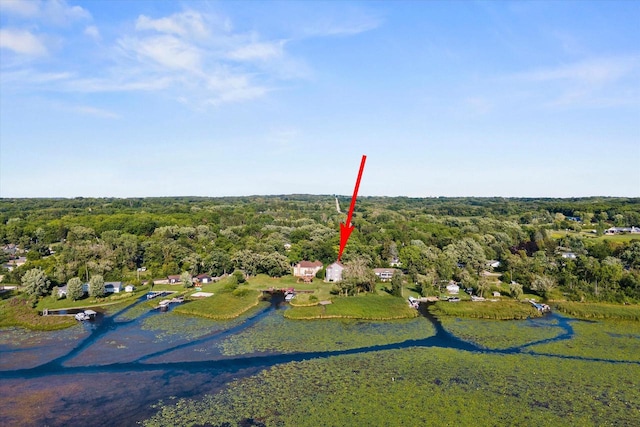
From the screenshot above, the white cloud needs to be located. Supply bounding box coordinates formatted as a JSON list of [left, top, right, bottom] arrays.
[[1, 0, 91, 25], [303, 15, 381, 37], [84, 25, 100, 40], [135, 11, 209, 39], [0, 0, 40, 17], [0, 28, 48, 56], [205, 72, 269, 105], [516, 56, 640, 108], [228, 40, 285, 61], [520, 56, 638, 85], [119, 35, 202, 71]]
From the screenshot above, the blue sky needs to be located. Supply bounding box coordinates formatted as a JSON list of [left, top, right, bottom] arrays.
[[1, 0, 638, 198]]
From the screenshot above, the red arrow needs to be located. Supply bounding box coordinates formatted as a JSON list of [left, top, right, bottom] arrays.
[[338, 155, 367, 261]]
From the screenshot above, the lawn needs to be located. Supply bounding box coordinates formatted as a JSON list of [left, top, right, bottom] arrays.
[[0, 296, 77, 331], [173, 289, 264, 320], [35, 285, 152, 311]]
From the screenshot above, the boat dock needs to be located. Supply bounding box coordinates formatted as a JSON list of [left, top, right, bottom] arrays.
[[156, 296, 184, 309], [147, 291, 176, 300]]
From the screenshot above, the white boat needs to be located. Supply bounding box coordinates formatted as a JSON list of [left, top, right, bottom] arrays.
[[285, 293, 294, 301], [75, 312, 89, 321]]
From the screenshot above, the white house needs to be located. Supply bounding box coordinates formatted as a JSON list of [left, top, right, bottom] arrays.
[[57, 282, 90, 298], [446, 282, 460, 294], [373, 268, 396, 282], [325, 262, 344, 282], [125, 284, 135, 292], [104, 282, 123, 293], [293, 261, 323, 278]]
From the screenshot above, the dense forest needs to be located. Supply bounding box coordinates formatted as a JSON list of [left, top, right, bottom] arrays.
[[1, 196, 639, 302]]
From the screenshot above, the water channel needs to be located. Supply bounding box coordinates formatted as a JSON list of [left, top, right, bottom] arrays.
[[0, 295, 630, 426]]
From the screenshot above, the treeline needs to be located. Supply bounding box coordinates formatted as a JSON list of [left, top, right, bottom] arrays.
[[1, 196, 639, 302]]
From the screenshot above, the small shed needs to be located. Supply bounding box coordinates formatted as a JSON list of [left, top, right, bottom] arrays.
[[125, 285, 135, 292]]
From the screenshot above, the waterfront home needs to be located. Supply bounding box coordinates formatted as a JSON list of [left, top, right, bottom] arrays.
[[125, 284, 135, 292], [104, 282, 123, 293], [373, 268, 396, 282], [293, 261, 323, 278], [167, 275, 181, 284], [446, 282, 460, 294], [325, 262, 344, 282], [194, 273, 213, 284]]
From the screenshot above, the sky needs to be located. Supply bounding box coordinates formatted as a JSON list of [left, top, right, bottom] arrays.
[[0, 0, 639, 198]]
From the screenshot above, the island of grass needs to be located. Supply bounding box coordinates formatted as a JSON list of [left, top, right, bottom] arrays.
[[284, 294, 419, 320], [428, 299, 542, 320]]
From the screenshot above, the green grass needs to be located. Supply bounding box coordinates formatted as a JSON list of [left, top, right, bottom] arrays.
[[554, 301, 640, 320], [429, 300, 542, 319], [173, 289, 263, 320], [35, 286, 151, 311], [0, 296, 77, 331], [144, 347, 640, 427], [284, 294, 418, 320]]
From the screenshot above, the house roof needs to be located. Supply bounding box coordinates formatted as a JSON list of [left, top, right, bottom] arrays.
[[196, 273, 212, 279], [105, 281, 123, 288], [167, 275, 181, 280], [328, 262, 344, 269], [298, 260, 323, 268]]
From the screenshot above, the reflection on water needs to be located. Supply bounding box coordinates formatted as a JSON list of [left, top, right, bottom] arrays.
[[0, 297, 630, 427]]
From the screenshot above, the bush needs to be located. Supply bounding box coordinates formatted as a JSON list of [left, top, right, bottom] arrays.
[[232, 287, 251, 297], [232, 270, 246, 284]]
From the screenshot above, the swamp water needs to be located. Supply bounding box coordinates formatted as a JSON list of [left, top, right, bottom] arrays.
[[0, 296, 637, 426]]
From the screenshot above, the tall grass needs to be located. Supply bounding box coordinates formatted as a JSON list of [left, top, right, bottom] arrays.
[[554, 301, 640, 320], [285, 294, 418, 320], [429, 300, 542, 320]]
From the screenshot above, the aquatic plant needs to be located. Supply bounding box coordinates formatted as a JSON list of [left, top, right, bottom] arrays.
[[219, 313, 435, 355], [438, 316, 563, 350], [528, 319, 640, 362], [144, 348, 640, 427]]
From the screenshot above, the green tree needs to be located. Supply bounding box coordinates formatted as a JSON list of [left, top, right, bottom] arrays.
[[342, 257, 377, 294], [390, 270, 403, 297], [21, 267, 50, 297], [531, 275, 557, 299], [509, 282, 523, 300], [181, 271, 193, 288], [89, 275, 105, 298], [67, 277, 84, 301]]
